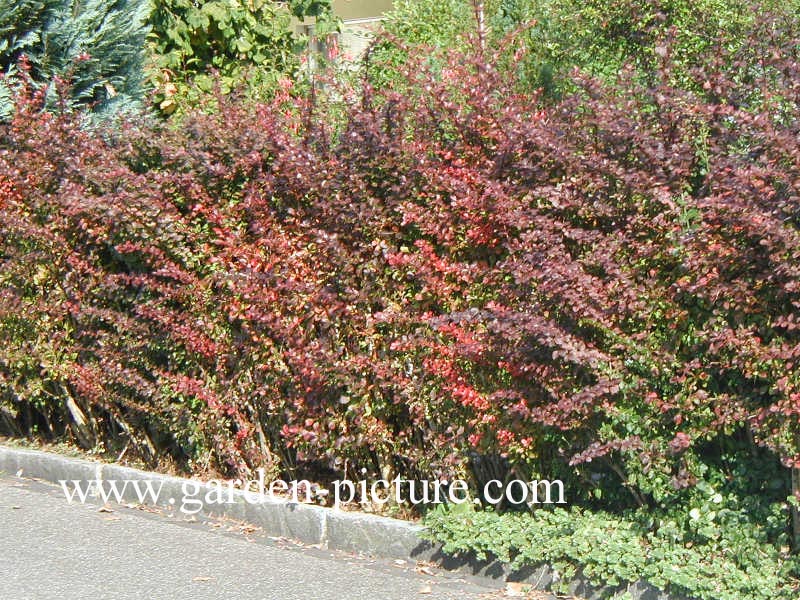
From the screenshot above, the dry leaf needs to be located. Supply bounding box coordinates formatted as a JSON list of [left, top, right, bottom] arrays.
[[504, 582, 530, 597], [192, 576, 215, 582]]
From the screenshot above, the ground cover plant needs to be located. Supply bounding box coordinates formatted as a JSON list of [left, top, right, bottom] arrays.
[[1, 1, 800, 597]]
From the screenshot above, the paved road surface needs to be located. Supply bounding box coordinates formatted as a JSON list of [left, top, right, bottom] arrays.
[[0, 474, 505, 600]]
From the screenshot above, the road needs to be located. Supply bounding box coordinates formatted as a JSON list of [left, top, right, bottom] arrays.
[[0, 474, 505, 600]]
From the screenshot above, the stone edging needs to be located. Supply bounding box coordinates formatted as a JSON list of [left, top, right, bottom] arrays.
[[0, 445, 682, 600]]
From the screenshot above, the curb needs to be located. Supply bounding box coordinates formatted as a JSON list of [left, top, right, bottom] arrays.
[[0, 445, 431, 561], [0, 445, 682, 600]]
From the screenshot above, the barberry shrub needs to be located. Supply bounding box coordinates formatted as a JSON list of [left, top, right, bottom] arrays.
[[0, 5, 799, 541]]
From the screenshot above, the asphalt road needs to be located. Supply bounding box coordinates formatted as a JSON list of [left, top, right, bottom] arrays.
[[0, 474, 503, 600]]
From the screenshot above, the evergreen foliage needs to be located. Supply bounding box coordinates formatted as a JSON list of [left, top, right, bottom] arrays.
[[0, 0, 149, 115]]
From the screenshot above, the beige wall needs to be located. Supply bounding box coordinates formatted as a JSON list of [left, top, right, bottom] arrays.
[[332, 0, 394, 21]]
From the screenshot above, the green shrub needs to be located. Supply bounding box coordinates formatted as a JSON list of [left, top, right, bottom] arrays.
[[368, 0, 800, 101], [146, 0, 337, 116]]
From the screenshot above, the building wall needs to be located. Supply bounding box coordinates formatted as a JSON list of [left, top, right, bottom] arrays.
[[332, 0, 394, 21]]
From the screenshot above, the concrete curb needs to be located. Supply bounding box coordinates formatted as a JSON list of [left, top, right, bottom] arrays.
[[0, 445, 683, 600], [0, 445, 436, 563]]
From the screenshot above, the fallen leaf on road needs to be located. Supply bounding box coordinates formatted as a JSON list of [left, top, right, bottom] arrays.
[[504, 582, 530, 597], [415, 566, 436, 576], [136, 504, 162, 514], [192, 576, 215, 582], [97, 506, 114, 513]]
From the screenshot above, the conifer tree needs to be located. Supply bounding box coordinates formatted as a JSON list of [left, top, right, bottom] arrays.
[[0, 0, 149, 115]]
